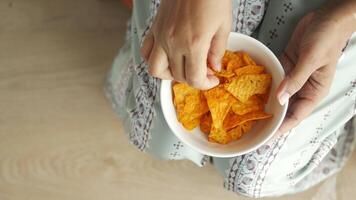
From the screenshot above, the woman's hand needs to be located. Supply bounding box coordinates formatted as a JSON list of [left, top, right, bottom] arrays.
[[277, 2, 356, 133], [140, 0, 232, 90]]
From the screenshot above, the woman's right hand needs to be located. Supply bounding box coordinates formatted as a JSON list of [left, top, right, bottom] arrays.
[[277, 2, 356, 133], [140, 0, 232, 90]]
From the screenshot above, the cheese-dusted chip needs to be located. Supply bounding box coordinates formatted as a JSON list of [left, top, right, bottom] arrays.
[[227, 121, 254, 140], [203, 86, 235, 128], [208, 126, 232, 144], [173, 83, 200, 106], [240, 121, 254, 133], [242, 52, 257, 65], [173, 83, 208, 130], [225, 74, 272, 103], [215, 70, 235, 78], [182, 118, 200, 131], [183, 93, 209, 116], [234, 65, 264, 76], [226, 59, 242, 72], [180, 92, 209, 130], [223, 110, 272, 131], [200, 112, 212, 134], [222, 50, 238, 69], [231, 95, 263, 115], [172, 51, 273, 144]]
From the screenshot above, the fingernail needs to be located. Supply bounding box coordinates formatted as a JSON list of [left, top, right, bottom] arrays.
[[278, 92, 290, 106], [208, 75, 220, 87], [215, 62, 222, 72]]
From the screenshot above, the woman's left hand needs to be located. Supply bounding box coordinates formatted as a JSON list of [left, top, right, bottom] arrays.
[[277, 4, 356, 133]]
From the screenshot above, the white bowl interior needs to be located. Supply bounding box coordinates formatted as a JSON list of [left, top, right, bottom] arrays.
[[160, 32, 288, 157]]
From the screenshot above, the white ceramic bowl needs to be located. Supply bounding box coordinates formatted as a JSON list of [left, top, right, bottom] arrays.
[[160, 32, 288, 157]]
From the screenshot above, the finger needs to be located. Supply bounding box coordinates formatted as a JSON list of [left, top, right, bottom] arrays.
[[158, 68, 174, 80], [270, 94, 298, 137], [276, 58, 315, 106], [147, 45, 170, 79], [169, 55, 186, 82], [278, 61, 336, 134], [140, 32, 154, 61], [277, 13, 317, 106], [184, 49, 219, 90], [208, 28, 229, 71], [283, 12, 315, 64], [279, 52, 295, 74], [284, 39, 299, 64], [278, 94, 318, 133], [207, 68, 215, 76]]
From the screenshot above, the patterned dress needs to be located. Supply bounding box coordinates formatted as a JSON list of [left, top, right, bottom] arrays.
[[105, 0, 356, 197]]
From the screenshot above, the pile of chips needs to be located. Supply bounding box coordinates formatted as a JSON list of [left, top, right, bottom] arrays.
[[172, 50, 273, 144]]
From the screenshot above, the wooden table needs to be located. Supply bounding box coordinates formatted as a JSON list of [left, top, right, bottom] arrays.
[[0, 1, 355, 199]]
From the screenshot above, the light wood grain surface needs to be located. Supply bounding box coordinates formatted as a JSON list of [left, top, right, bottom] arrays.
[[0, 1, 355, 200]]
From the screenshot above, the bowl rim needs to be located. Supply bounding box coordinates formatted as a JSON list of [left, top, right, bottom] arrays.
[[160, 32, 288, 157]]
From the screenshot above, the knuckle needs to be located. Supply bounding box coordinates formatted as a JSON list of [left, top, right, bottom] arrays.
[[294, 79, 304, 91], [164, 29, 206, 53], [209, 49, 219, 57], [173, 76, 185, 83], [190, 34, 204, 46], [139, 46, 144, 54], [186, 76, 203, 87], [209, 49, 223, 60], [306, 55, 319, 67], [221, 28, 231, 40], [288, 76, 304, 92], [166, 27, 176, 40], [172, 74, 185, 83], [148, 65, 159, 77], [184, 35, 205, 52], [224, 25, 232, 34], [140, 48, 148, 60]]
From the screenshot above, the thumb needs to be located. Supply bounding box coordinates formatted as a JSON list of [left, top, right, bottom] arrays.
[[208, 28, 229, 72], [277, 57, 315, 105], [140, 32, 154, 61]]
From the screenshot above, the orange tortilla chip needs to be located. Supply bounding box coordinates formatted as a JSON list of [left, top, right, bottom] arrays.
[[227, 121, 254, 140], [234, 65, 264, 76], [240, 121, 254, 133], [173, 83, 200, 106], [224, 74, 272, 103], [203, 86, 235, 128], [183, 94, 201, 113], [183, 93, 209, 116], [180, 93, 209, 130], [227, 126, 243, 140], [226, 58, 244, 72], [242, 52, 257, 65], [222, 51, 238, 69], [257, 93, 270, 104], [231, 95, 264, 115], [181, 117, 200, 131], [208, 126, 232, 144], [215, 70, 235, 78], [223, 110, 272, 131], [173, 83, 208, 130], [200, 112, 212, 134], [172, 50, 273, 144], [175, 103, 185, 122]]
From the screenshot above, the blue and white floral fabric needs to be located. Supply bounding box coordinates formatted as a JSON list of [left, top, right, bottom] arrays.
[[106, 0, 356, 197]]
